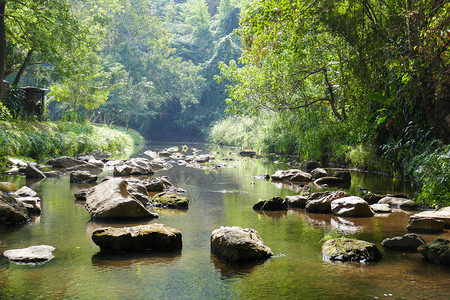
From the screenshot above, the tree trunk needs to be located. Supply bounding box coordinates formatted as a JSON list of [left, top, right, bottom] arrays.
[[13, 49, 34, 86], [0, 1, 6, 96]]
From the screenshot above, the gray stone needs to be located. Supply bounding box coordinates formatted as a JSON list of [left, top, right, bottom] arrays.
[[7, 157, 27, 168], [271, 169, 312, 182], [381, 233, 426, 251], [322, 238, 382, 262], [370, 203, 392, 213], [92, 224, 182, 253], [66, 163, 102, 172], [14, 186, 37, 197], [113, 164, 133, 176], [331, 196, 374, 217], [253, 196, 288, 211], [126, 157, 154, 175], [69, 171, 98, 184], [286, 195, 309, 208], [0, 191, 30, 224], [311, 168, 328, 179], [210, 226, 273, 262], [3, 245, 55, 264], [306, 191, 347, 214], [303, 161, 321, 172], [16, 196, 41, 215], [406, 218, 444, 233], [410, 207, 450, 228], [74, 189, 89, 201], [25, 164, 46, 179], [378, 197, 418, 210], [48, 156, 86, 168], [43, 171, 60, 178], [417, 238, 450, 266], [85, 178, 158, 220]]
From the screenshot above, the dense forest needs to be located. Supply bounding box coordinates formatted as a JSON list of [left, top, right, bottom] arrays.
[[0, 0, 449, 206]]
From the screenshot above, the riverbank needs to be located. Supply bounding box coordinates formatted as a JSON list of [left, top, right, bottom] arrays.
[[209, 115, 449, 208], [0, 120, 144, 166]]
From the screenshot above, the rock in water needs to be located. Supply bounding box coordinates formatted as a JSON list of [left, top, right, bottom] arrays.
[[0, 191, 30, 224], [210, 226, 273, 262], [253, 196, 288, 211], [406, 218, 444, 233], [322, 238, 382, 262], [69, 171, 98, 184], [410, 207, 450, 228], [331, 196, 374, 217], [150, 192, 189, 209], [377, 197, 418, 210], [25, 165, 46, 179], [381, 233, 425, 251], [13, 186, 37, 197], [271, 169, 312, 181], [3, 245, 55, 264], [305, 190, 347, 214], [92, 224, 182, 253], [85, 178, 157, 220], [417, 238, 450, 266]]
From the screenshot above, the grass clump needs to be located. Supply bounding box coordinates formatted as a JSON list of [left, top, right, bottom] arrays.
[[0, 120, 144, 162]]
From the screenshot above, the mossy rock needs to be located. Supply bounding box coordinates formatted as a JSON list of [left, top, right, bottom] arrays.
[[151, 192, 189, 209], [253, 196, 287, 211], [0, 182, 18, 192], [322, 238, 382, 262], [417, 238, 450, 265]]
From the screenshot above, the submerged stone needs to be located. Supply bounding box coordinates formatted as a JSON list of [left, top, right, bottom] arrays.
[[417, 238, 450, 266], [150, 192, 189, 209]]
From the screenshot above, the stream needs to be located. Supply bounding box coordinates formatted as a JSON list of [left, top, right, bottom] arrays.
[[1, 142, 449, 299]]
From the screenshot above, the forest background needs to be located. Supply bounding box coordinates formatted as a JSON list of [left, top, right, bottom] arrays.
[[0, 0, 448, 207]]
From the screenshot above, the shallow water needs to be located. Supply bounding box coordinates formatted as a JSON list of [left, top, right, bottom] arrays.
[[1, 143, 449, 299]]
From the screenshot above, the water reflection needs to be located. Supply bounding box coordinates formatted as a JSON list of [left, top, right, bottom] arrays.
[[210, 253, 267, 279], [92, 251, 181, 269]]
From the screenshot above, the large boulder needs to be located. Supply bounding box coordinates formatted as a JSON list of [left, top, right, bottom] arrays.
[[331, 196, 374, 217], [311, 168, 328, 179], [417, 238, 450, 266], [410, 207, 450, 228], [305, 191, 347, 214], [0, 191, 30, 224], [47, 156, 86, 168], [0, 182, 18, 192], [406, 218, 444, 233], [271, 169, 312, 182], [286, 195, 309, 208], [85, 178, 158, 220], [92, 224, 182, 253], [150, 192, 189, 209], [322, 238, 382, 262], [3, 245, 55, 264], [66, 163, 103, 172], [210, 226, 273, 262], [25, 164, 46, 179], [126, 157, 154, 175], [253, 196, 288, 211], [126, 181, 149, 205], [378, 197, 418, 210], [69, 171, 98, 184], [381, 233, 426, 251], [363, 192, 386, 204], [113, 164, 133, 176], [145, 177, 173, 192]]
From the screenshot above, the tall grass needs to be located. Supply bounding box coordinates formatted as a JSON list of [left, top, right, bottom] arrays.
[[0, 120, 144, 161]]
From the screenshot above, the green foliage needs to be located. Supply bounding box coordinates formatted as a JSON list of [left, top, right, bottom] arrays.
[[0, 102, 12, 121], [409, 146, 450, 207], [182, 0, 211, 29], [0, 120, 141, 161], [6, 86, 25, 118]]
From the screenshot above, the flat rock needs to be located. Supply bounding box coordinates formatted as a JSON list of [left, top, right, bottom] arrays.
[[322, 238, 382, 262], [381, 233, 426, 251], [271, 169, 312, 182], [66, 163, 103, 172], [253, 196, 287, 211], [210, 226, 273, 262], [0, 191, 30, 224], [363, 192, 386, 204], [286, 195, 309, 208], [3, 245, 55, 264], [150, 192, 189, 209], [331, 196, 374, 217], [370, 203, 392, 213], [0, 182, 18, 192], [25, 165, 46, 179], [417, 238, 450, 266], [410, 207, 450, 228], [7, 157, 27, 167], [378, 197, 418, 210], [92, 224, 182, 253], [16, 196, 41, 215], [113, 164, 133, 176], [85, 178, 158, 220], [406, 218, 444, 233]]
